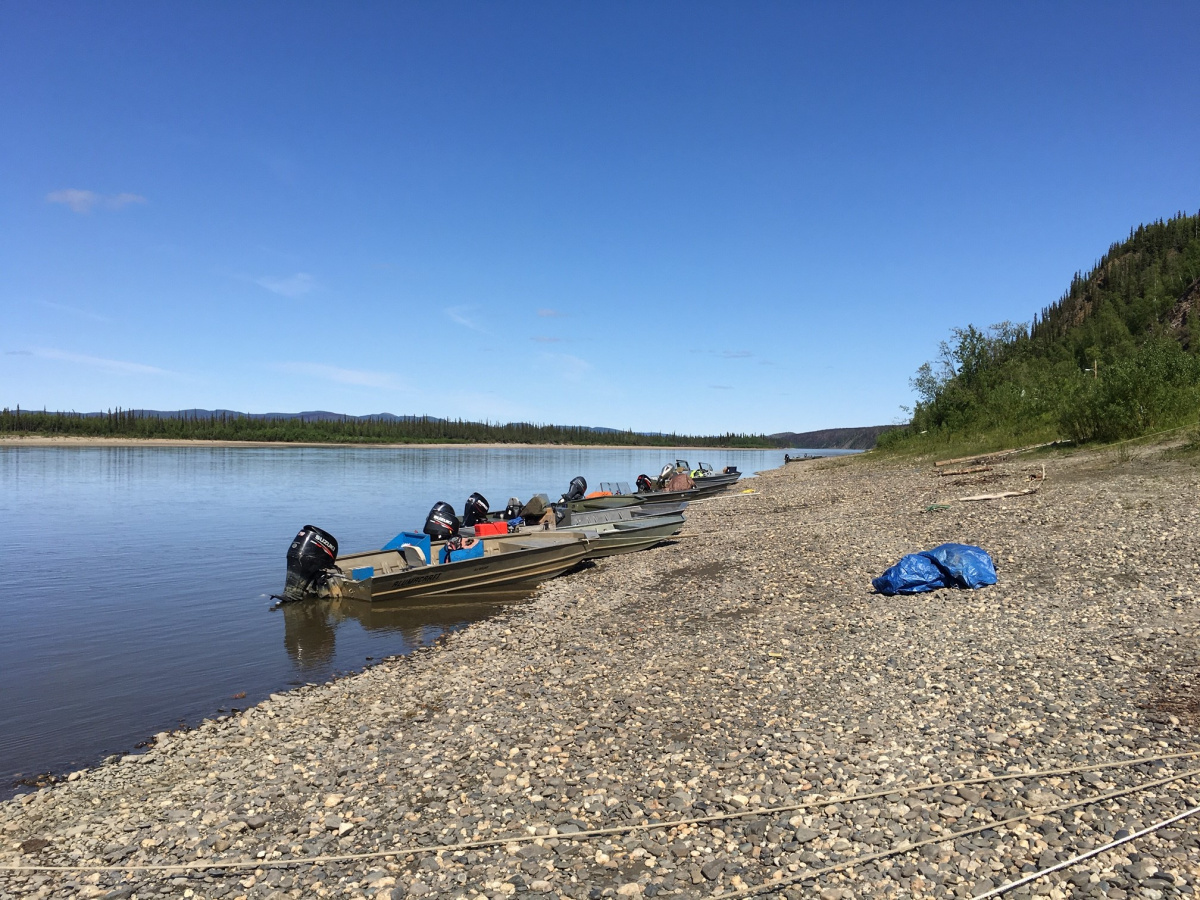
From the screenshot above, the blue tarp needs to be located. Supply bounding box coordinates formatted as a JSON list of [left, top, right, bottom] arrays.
[[872, 543, 997, 595]]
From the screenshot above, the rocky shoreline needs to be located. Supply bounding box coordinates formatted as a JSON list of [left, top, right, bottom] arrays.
[[3, 446, 1199, 899]]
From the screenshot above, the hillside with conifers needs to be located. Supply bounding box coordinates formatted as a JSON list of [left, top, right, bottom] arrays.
[[881, 210, 1200, 452], [0, 408, 775, 448]]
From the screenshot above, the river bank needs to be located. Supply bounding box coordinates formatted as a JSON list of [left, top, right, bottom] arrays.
[[2, 447, 1198, 899], [0, 436, 787, 451]]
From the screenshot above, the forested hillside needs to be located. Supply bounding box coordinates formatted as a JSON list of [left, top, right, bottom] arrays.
[[0, 407, 774, 448], [770, 425, 897, 450], [882, 211, 1200, 451]]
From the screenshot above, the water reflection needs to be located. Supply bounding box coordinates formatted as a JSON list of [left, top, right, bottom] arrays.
[[281, 602, 338, 670], [281, 593, 531, 670]]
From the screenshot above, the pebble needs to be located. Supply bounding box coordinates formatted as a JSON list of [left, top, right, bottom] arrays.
[[1, 446, 1199, 898]]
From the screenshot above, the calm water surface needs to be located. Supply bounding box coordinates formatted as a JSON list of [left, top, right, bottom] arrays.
[[0, 444, 845, 794]]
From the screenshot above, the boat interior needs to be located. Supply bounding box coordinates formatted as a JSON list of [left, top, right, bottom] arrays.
[[335, 533, 581, 579]]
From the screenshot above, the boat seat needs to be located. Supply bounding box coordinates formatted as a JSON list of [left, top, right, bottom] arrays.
[[399, 545, 428, 567]]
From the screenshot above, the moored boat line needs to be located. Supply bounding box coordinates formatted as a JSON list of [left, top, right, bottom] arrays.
[[279, 463, 740, 605]]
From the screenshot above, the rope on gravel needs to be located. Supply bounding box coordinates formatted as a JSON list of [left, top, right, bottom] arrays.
[[972, 801, 1200, 899], [709, 766, 1200, 899], [2, 750, 1198, 876]]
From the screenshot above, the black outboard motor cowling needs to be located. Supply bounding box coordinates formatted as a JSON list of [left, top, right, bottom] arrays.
[[424, 501, 460, 541], [636, 474, 654, 493], [504, 497, 523, 520], [463, 492, 490, 527], [285, 524, 339, 598], [563, 476, 587, 502]]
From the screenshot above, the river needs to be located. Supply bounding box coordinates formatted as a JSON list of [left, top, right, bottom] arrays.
[[0, 443, 848, 795]]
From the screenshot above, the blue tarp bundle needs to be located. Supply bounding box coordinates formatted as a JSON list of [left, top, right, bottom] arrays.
[[872, 543, 997, 595]]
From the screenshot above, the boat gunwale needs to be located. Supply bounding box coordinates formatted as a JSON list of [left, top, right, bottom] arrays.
[[324, 532, 589, 603]]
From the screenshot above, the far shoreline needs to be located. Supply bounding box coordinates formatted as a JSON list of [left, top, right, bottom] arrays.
[[0, 434, 800, 451]]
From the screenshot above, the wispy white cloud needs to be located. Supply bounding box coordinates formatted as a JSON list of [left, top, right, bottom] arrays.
[[37, 299, 109, 323], [256, 273, 316, 297], [530, 335, 563, 343], [24, 347, 172, 375], [537, 352, 592, 382], [689, 347, 756, 359], [445, 306, 483, 331], [46, 189, 147, 214], [109, 193, 146, 209], [537, 308, 564, 318], [5, 350, 33, 356], [273, 362, 410, 391], [46, 189, 101, 213]]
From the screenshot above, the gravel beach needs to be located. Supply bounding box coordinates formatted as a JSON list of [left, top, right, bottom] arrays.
[[3, 446, 1199, 900]]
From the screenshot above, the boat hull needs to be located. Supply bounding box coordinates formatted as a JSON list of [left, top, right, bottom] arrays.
[[692, 472, 741, 488], [563, 495, 643, 511], [631, 500, 689, 517], [470, 511, 685, 560], [579, 515, 685, 558], [634, 483, 727, 503], [323, 534, 588, 604], [563, 484, 722, 512]]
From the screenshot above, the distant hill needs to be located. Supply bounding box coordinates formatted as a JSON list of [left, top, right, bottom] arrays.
[[770, 425, 897, 450], [78, 409, 444, 423], [73, 410, 662, 434], [2, 407, 775, 448], [75, 411, 680, 435]]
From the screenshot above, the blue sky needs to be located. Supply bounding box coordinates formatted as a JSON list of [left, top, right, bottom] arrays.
[[3, 2, 1199, 435]]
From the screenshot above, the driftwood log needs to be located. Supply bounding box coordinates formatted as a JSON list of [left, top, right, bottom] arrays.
[[957, 488, 1039, 502]]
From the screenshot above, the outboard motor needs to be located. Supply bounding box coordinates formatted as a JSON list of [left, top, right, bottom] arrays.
[[636, 474, 654, 493], [562, 476, 587, 502], [659, 464, 674, 483], [504, 497, 523, 520], [423, 501, 460, 541], [284, 525, 339, 599], [462, 492, 490, 527]]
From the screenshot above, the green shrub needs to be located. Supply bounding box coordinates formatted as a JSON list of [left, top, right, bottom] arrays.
[[1057, 339, 1200, 442]]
